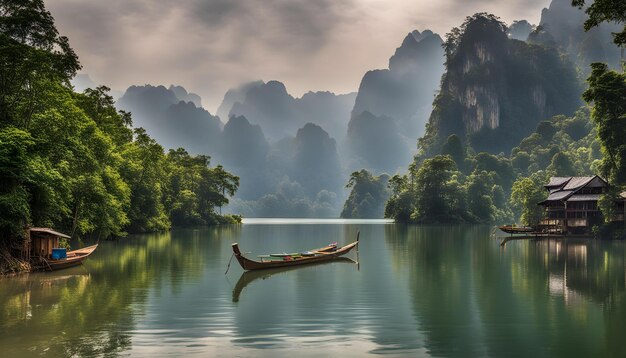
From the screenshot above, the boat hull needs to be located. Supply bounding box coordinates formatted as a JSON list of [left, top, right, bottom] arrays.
[[232, 241, 358, 271], [42, 244, 98, 271], [498, 226, 535, 234]]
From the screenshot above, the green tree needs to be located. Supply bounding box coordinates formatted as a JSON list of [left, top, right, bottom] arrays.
[[341, 169, 390, 218], [0, 0, 80, 124], [441, 134, 466, 171], [166, 149, 240, 226], [509, 172, 548, 226], [572, 0, 626, 46], [582, 63, 626, 184], [412, 155, 467, 223], [119, 128, 169, 233], [465, 171, 495, 223], [548, 152, 577, 176]]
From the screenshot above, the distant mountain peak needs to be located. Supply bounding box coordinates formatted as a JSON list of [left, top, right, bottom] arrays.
[[168, 84, 202, 107], [389, 29, 443, 73], [263, 80, 289, 96]]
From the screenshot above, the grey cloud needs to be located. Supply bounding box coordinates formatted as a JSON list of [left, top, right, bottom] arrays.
[[190, 0, 352, 52], [44, 0, 550, 111]]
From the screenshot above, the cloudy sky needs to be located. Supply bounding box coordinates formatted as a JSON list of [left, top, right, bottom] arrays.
[[45, 0, 551, 112]]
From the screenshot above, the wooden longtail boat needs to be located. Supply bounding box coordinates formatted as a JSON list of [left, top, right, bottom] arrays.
[[41, 244, 98, 271], [231, 233, 359, 271], [498, 225, 535, 234]]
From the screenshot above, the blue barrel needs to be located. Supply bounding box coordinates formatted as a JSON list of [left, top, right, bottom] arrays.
[[51, 248, 67, 260]]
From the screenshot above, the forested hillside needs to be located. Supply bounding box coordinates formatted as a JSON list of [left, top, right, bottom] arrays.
[[0, 1, 239, 273], [382, 2, 625, 230]]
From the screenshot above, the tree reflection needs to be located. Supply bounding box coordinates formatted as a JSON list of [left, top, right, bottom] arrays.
[[385, 226, 626, 357], [0, 229, 213, 356]]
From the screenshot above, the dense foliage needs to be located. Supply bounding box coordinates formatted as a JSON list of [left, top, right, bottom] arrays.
[[386, 108, 601, 225], [341, 170, 390, 219], [0, 1, 239, 271], [573, 0, 626, 232], [383, 10, 622, 227], [385, 153, 514, 224], [572, 0, 626, 46]]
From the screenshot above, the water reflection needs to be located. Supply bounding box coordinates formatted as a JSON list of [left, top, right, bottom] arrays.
[[232, 258, 358, 303], [1, 223, 626, 356], [384, 226, 626, 357], [0, 229, 214, 357]]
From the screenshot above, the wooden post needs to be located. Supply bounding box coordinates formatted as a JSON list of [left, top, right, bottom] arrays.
[[563, 200, 567, 236]]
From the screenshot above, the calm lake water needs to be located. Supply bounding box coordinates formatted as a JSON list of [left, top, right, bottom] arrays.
[[2, 219, 626, 357]]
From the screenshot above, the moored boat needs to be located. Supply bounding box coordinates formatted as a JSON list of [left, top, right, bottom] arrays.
[[42, 244, 99, 271], [231, 232, 359, 271], [27, 228, 98, 271], [498, 225, 535, 234]]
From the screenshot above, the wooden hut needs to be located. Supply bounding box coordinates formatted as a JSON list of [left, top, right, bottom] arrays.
[[537, 175, 624, 235], [28, 228, 71, 259]]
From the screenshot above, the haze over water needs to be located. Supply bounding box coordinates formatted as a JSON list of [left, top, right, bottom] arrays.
[[1, 220, 624, 357]]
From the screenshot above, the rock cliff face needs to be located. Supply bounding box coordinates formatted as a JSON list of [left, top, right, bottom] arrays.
[[420, 13, 582, 156], [530, 0, 622, 73], [351, 29, 445, 140]]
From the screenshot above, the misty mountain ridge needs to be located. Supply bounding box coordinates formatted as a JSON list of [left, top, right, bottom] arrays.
[[169, 85, 202, 107], [112, 3, 615, 218], [530, 0, 622, 72], [507, 20, 535, 41], [224, 80, 356, 141], [347, 28, 445, 174], [71, 73, 124, 99], [116, 84, 222, 155], [116, 82, 355, 217]]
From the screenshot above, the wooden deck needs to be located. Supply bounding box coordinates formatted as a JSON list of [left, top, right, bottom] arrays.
[[493, 227, 591, 246]]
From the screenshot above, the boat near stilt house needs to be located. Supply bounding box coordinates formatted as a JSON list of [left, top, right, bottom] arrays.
[[537, 175, 626, 236], [24, 228, 98, 271], [498, 225, 535, 235], [499, 175, 626, 241]]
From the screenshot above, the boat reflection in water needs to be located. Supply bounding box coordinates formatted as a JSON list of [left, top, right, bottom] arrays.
[[232, 257, 358, 303]]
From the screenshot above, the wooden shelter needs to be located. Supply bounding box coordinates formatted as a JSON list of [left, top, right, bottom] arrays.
[[537, 176, 624, 235], [28, 227, 71, 259]]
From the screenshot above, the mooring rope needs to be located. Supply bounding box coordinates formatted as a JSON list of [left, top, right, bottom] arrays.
[[224, 252, 235, 275]]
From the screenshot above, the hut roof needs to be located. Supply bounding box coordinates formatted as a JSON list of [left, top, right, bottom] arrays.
[[545, 190, 574, 201], [567, 194, 602, 201], [29, 227, 71, 239], [545, 177, 571, 188], [539, 175, 608, 205], [562, 176, 596, 191]]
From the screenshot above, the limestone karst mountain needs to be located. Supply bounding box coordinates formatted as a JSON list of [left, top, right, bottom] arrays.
[[419, 13, 581, 156], [116, 85, 222, 155], [351, 29, 445, 140], [224, 80, 356, 141], [169, 85, 202, 107], [346, 29, 445, 173], [347, 111, 412, 174], [216, 81, 264, 121], [507, 20, 535, 40]]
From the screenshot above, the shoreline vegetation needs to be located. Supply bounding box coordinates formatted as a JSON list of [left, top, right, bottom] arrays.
[[2, 0, 626, 274], [0, 1, 240, 275], [346, 10, 626, 239]]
